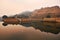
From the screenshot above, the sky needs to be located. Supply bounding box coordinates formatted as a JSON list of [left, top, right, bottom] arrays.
[[0, 0, 60, 16]]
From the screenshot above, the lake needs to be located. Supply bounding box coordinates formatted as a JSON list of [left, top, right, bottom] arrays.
[[0, 22, 60, 40]]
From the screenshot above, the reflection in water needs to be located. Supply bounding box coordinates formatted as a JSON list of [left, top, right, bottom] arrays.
[[0, 22, 60, 40], [20, 22, 60, 34]]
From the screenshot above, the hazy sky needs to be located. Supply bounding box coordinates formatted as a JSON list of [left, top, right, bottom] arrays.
[[0, 0, 60, 16]]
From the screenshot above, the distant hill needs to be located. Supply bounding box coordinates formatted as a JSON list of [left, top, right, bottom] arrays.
[[10, 11, 32, 18], [31, 6, 60, 18]]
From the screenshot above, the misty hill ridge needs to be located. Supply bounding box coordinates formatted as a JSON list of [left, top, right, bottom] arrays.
[[10, 11, 32, 18], [31, 6, 60, 18]]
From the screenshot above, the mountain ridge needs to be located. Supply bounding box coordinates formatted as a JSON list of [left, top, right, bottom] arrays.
[[31, 6, 60, 18]]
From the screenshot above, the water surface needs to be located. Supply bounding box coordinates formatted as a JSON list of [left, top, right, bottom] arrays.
[[0, 22, 60, 40]]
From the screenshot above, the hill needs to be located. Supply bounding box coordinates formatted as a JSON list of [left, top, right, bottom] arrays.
[[10, 11, 32, 18], [31, 6, 60, 18]]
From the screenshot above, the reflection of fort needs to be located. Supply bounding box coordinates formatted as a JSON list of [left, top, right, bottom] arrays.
[[20, 22, 60, 34], [31, 22, 60, 34]]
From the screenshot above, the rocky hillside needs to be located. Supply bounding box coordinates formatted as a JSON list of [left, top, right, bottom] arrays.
[[31, 6, 60, 18]]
